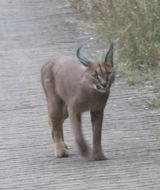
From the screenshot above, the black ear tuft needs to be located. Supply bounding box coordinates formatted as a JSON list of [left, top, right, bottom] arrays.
[[104, 43, 114, 67]]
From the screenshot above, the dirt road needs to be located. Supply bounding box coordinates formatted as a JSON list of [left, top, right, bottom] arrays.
[[0, 0, 160, 189]]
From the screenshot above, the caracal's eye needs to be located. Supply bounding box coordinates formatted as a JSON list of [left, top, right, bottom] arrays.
[[92, 72, 98, 78]]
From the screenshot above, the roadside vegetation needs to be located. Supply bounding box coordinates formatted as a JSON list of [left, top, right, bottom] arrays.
[[68, 0, 160, 108]]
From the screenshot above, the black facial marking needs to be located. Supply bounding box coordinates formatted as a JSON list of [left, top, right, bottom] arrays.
[[96, 85, 100, 90], [99, 64, 103, 73]]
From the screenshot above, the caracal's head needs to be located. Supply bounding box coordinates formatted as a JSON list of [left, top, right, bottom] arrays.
[[76, 43, 115, 93]]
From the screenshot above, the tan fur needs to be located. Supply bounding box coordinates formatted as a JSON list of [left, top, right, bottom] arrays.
[[41, 45, 115, 160]]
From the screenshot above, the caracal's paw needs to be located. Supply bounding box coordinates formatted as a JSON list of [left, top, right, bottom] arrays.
[[54, 142, 68, 158], [90, 151, 107, 161], [78, 142, 90, 158]]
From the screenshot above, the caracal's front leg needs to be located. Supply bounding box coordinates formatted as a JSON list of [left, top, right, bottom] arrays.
[[90, 110, 107, 161], [68, 110, 89, 158]]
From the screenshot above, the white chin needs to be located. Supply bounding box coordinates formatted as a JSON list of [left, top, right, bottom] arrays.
[[92, 85, 108, 93], [97, 88, 108, 93]]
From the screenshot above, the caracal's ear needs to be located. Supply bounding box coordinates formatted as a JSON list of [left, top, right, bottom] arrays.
[[76, 46, 91, 67], [104, 43, 114, 67]]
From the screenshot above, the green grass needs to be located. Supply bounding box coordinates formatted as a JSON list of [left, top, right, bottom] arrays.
[[69, 0, 160, 108], [146, 98, 160, 109]]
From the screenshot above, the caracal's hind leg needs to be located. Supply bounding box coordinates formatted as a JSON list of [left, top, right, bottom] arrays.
[[62, 104, 68, 149], [47, 98, 68, 158], [41, 63, 68, 157]]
